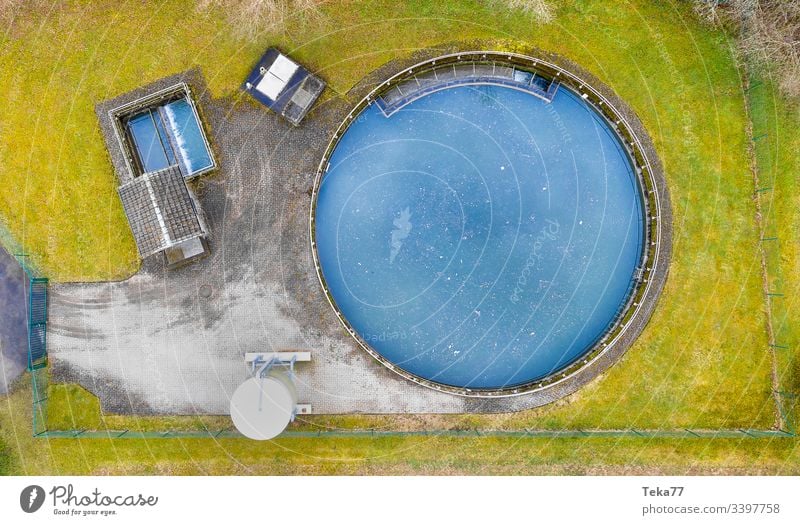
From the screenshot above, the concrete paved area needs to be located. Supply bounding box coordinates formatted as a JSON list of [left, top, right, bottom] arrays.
[[0, 247, 27, 394]]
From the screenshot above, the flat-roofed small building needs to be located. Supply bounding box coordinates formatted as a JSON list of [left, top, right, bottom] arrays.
[[243, 48, 326, 125]]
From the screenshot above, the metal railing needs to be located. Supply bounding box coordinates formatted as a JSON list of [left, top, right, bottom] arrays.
[[308, 50, 666, 399]]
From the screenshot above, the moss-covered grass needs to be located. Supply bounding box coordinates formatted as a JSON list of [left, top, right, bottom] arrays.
[[47, 383, 231, 432], [46, 384, 103, 430], [1, 0, 796, 473]]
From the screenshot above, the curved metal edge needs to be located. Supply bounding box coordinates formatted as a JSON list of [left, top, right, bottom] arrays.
[[309, 49, 672, 400]]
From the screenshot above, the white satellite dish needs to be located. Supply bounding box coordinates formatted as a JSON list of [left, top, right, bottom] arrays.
[[230, 372, 298, 440]]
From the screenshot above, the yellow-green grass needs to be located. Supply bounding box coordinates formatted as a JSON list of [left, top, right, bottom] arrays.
[[747, 72, 800, 430], [47, 384, 230, 432], [0, 435, 9, 475], [2, 381, 800, 475], [0, 0, 793, 472]]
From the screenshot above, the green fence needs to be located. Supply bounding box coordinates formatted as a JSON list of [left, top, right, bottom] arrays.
[[31, 367, 48, 436], [29, 428, 799, 439], [15, 254, 49, 436], [9, 92, 796, 439], [742, 69, 798, 436]]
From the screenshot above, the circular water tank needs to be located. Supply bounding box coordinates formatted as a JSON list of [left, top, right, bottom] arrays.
[[230, 371, 297, 440]]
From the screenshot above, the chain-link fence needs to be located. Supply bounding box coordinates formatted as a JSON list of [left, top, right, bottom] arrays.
[[31, 428, 797, 439], [742, 69, 798, 435]]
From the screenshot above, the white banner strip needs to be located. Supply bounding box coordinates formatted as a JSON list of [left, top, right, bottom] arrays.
[[1, 476, 798, 524]]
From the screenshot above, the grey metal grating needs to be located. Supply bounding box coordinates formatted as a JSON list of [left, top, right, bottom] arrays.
[[149, 167, 203, 244]]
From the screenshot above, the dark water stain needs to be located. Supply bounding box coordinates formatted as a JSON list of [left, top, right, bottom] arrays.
[[0, 247, 28, 393]]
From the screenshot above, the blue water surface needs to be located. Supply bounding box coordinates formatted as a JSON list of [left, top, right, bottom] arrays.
[[128, 110, 173, 173], [163, 99, 214, 175], [126, 98, 213, 177], [315, 85, 644, 389]]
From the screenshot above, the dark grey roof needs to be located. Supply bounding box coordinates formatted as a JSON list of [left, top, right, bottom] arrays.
[[117, 166, 204, 258]]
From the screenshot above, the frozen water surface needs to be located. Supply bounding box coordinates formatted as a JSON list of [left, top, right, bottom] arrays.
[[315, 85, 644, 389]]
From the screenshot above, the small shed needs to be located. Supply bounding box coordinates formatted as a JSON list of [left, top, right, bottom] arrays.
[[117, 165, 207, 266], [243, 48, 326, 125]]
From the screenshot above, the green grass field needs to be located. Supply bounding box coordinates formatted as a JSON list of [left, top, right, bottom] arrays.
[[1, 379, 799, 475], [1, 0, 798, 474], [746, 72, 800, 430], [0, 439, 10, 475]]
